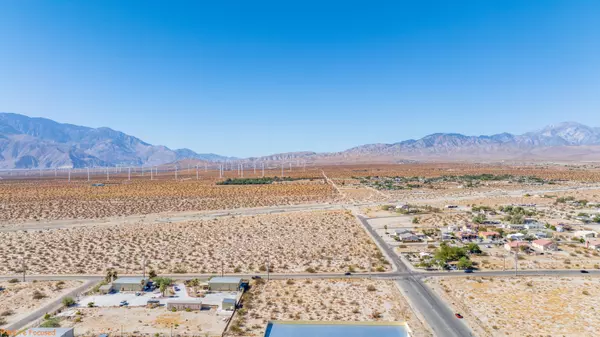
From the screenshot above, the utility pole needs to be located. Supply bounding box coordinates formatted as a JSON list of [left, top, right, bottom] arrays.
[[21, 258, 26, 282], [221, 261, 224, 277], [241, 163, 244, 177], [68, 169, 71, 183], [55, 168, 57, 178], [142, 257, 146, 279], [87, 167, 90, 181], [107, 168, 109, 181], [254, 162, 256, 175], [128, 167, 131, 181], [150, 167, 154, 180], [196, 165, 199, 180], [267, 255, 270, 281], [514, 249, 518, 276]]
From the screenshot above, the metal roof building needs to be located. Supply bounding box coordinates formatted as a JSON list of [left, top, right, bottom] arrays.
[[264, 321, 411, 337], [208, 277, 242, 291]]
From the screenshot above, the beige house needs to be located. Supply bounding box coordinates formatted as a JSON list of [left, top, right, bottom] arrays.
[[166, 299, 206, 311], [531, 239, 557, 252], [504, 241, 529, 252], [586, 240, 600, 250]]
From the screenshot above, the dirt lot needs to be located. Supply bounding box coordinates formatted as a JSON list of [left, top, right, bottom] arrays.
[[226, 279, 430, 337], [427, 276, 600, 337], [0, 280, 82, 327], [62, 307, 228, 336], [0, 210, 389, 275]]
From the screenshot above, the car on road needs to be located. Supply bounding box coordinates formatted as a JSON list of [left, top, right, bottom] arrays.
[[344, 272, 352, 276], [119, 301, 128, 307], [581, 270, 589, 273], [464, 269, 473, 273], [455, 313, 463, 319], [252, 276, 262, 280]]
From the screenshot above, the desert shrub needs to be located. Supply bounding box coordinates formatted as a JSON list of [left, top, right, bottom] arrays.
[[62, 297, 76, 307]]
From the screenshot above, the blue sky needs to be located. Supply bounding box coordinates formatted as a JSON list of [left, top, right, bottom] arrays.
[[1, 1, 599, 157]]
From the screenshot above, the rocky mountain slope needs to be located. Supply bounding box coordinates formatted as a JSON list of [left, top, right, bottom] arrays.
[[0, 113, 231, 168]]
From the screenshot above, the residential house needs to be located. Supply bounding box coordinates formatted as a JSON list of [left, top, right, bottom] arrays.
[[504, 241, 530, 252], [531, 239, 557, 252], [534, 232, 548, 239], [478, 231, 500, 240], [502, 223, 525, 230], [111, 277, 148, 292], [447, 225, 458, 232], [524, 221, 543, 230], [395, 204, 409, 210], [456, 232, 477, 241], [586, 240, 600, 250], [396, 232, 421, 242], [556, 225, 565, 232], [506, 233, 525, 241], [574, 230, 596, 239]]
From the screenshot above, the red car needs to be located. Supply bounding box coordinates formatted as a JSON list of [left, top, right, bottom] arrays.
[[455, 313, 463, 319]]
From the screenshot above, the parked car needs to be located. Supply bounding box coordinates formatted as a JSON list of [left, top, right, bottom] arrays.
[[135, 292, 141, 296], [251, 276, 262, 280], [119, 301, 128, 307], [581, 270, 589, 273], [174, 286, 180, 291], [464, 269, 473, 273], [455, 313, 463, 319], [344, 272, 352, 276]]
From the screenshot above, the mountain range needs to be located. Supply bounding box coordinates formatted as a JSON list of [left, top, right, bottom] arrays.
[[1, 112, 600, 168], [0, 113, 232, 169]]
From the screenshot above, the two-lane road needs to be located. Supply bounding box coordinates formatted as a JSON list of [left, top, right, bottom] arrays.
[[356, 214, 474, 337]]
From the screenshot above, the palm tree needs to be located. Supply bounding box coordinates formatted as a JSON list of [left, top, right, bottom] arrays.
[[105, 268, 118, 283]]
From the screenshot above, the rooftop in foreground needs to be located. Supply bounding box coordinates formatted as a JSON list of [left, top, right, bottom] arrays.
[[264, 321, 411, 337]]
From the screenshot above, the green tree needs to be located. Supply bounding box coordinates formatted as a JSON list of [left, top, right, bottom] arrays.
[[159, 283, 167, 297], [457, 257, 473, 270], [412, 217, 420, 224], [472, 214, 487, 224], [465, 243, 482, 254], [149, 269, 157, 279], [62, 297, 75, 307]]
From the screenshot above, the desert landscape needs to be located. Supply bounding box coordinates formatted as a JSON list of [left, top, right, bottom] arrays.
[[0, 210, 389, 275], [0, 279, 82, 327], [227, 279, 430, 337], [0, 178, 335, 222], [427, 276, 600, 337]]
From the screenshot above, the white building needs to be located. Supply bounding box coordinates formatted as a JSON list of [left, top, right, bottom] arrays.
[[574, 230, 596, 239], [506, 233, 525, 241]]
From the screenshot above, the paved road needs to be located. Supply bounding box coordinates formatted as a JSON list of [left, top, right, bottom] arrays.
[[356, 214, 474, 337]]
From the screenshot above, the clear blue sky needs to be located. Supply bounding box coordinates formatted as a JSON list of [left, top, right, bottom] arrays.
[[1, 1, 599, 157]]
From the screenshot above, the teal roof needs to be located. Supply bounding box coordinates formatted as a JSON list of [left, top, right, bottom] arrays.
[[264, 322, 410, 337]]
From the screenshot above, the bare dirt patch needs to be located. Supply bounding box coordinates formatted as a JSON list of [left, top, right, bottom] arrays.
[[227, 279, 430, 336], [0, 280, 81, 327], [0, 211, 389, 275], [428, 276, 600, 336]]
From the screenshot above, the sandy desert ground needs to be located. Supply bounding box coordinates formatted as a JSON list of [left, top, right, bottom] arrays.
[[0, 210, 389, 275], [0, 280, 81, 327], [0, 179, 335, 222], [226, 279, 430, 337], [61, 307, 227, 336], [427, 276, 600, 337]]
